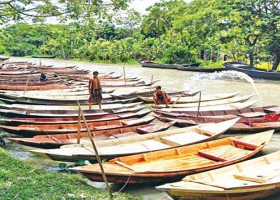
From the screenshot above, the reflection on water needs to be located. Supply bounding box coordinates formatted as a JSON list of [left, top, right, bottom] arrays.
[[4, 57, 280, 200]]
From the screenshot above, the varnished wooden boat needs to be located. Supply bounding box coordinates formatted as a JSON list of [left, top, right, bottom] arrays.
[[153, 105, 279, 117], [0, 116, 155, 135], [157, 100, 257, 112], [155, 115, 280, 132], [139, 92, 240, 104], [10, 122, 174, 148], [30, 118, 239, 161], [0, 110, 150, 125], [69, 130, 273, 184], [157, 150, 280, 200], [154, 95, 253, 108]]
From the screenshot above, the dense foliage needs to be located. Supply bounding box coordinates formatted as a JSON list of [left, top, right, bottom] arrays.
[[0, 0, 279, 69]]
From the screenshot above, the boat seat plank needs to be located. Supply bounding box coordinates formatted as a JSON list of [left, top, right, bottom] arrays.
[[198, 145, 252, 162], [233, 161, 280, 183], [232, 139, 259, 150], [160, 132, 209, 146], [193, 177, 259, 190]]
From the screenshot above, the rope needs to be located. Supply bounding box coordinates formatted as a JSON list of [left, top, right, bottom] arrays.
[[226, 193, 230, 200], [117, 174, 132, 193]]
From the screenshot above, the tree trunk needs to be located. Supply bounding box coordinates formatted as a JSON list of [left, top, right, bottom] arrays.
[[272, 52, 280, 71], [249, 53, 254, 68]]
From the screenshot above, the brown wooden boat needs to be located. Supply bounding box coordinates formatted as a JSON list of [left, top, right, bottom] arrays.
[[0, 116, 155, 135], [0, 102, 142, 111], [0, 84, 68, 90], [0, 110, 151, 125], [156, 150, 280, 200], [0, 105, 144, 118], [153, 105, 279, 117], [30, 118, 239, 161], [8, 122, 174, 148], [70, 130, 273, 184], [155, 100, 257, 112], [155, 115, 280, 132]]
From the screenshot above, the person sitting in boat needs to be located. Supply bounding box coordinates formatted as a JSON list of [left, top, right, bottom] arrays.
[[88, 71, 102, 109], [40, 73, 48, 81], [143, 58, 153, 63], [153, 86, 171, 108]]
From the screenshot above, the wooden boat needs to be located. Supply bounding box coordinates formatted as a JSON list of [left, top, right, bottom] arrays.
[[0, 84, 68, 90], [0, 110, 151, 125], [154, 95, 253, 108], [157, 100, 257, 112], [111, 88, 201, 99], [155, 115, 280, 132], [140, 62, 179, 69], [224, 62, 280, 80], [0, 102, 142, 111], [0, 80, 64, 86], [69, 130, 273, 184], [10, 122, 174, 148], [153, 105, 279, 117], [0, 56, 9, 61], [176, 65, 225, 72], [0, 87, 115, 95], [0, 95, 138, 105], [156, 150, 280, 200], [29, 118, 239, 161], [0, 70, 32, 75], [0, 116, 155, 135], [0, 105, 145, 118], [139, 92, 240, 104], [31, 55, 56, 58]]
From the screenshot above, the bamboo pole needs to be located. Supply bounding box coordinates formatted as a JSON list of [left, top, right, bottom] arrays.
[[77, 107, 81, 144], [76, 101, 112, 199], [23, 69, 35, 95], [123, 67, 126, 86], [171, 92, 185, 108], [196, 91, 202, 118], [150, 75, 154, 93]]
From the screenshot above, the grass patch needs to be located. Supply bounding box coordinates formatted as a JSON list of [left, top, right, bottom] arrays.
[[200, 61, 224, 69], [0, 148, 139, 200]]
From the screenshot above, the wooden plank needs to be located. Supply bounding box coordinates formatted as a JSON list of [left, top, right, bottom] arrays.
[[160, 132, 209, 146]]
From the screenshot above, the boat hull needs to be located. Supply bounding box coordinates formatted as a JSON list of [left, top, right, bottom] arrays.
[[225, 62, 280, 80], [163, 186, 280, 200]]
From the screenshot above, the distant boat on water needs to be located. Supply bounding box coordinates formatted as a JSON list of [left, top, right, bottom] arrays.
[[224, 62, 280, 80]]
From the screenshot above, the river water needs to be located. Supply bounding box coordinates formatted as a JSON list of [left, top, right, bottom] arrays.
[[3, 57, 280, 200]]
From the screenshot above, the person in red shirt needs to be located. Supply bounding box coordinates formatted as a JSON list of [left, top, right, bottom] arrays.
[[88, 71, 102, 109], [153, 86, 171, 108]]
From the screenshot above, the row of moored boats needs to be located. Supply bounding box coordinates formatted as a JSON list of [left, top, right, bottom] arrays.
[[1, 60, 280, 199]]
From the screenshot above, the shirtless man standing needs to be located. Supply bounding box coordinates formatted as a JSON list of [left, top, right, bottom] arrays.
[[88, 71, 102, 109]]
